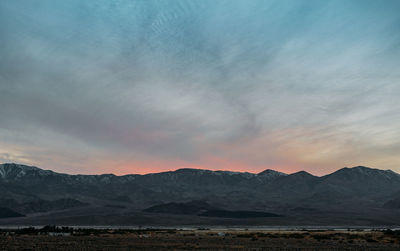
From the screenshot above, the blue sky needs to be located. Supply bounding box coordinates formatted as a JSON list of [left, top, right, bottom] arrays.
[[0, 0, 399, 175]]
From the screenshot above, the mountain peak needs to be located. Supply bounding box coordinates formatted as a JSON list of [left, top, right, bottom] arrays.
[[351, 165, 371, 170], [324, 166, 400, 181], [172, 168, 255, 177], [289, 170, 316, 178], [173, 168, 213, 175], [258, 169, 287, 178], [0, 163, 51, 180], [348, 166, 398, 175], [340, 166, 382, 173], [0, 163, 39, 170]]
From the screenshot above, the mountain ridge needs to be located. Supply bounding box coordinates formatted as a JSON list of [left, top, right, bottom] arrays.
[[1, 163, 399, 226], [1, 162, 398, 178]]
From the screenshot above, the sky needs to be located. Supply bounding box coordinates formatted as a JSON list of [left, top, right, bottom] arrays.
[[0, 0, 400, 175]]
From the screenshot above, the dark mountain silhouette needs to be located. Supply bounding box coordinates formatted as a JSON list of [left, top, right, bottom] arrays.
[[198, 210, 281, 218], [384, 198, 400, 209], [0, 198, 88, 214], [0, 208, 24, 218], [383, 191, 400, 209], [0, 163, 399, 226], [143, 200, 281, 218], [143, 200, 218, 215]]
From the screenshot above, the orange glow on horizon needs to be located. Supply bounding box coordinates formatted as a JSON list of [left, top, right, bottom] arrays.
[[95, 157, 300, 176]]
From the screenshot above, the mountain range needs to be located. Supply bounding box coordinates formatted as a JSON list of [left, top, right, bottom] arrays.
[[0, 163, 399, 227]]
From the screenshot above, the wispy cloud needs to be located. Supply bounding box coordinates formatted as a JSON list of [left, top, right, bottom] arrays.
[[0, 0, 399, 175]]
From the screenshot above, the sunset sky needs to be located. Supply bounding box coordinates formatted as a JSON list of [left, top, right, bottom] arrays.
[[1, 0, 400, 175]]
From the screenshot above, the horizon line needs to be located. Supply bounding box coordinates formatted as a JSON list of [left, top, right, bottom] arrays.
[[1, 162, 397, 177]]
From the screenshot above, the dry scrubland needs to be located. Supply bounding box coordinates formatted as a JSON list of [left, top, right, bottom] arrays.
[[1, 228, 400, 250]]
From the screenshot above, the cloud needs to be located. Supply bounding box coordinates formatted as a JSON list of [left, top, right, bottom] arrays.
[[0, 0, 399, 174]]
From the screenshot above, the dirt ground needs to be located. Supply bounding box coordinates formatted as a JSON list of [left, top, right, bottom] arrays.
[[1, 229, 399, 250]]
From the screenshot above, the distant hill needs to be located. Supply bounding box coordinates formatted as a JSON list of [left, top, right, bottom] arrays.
[[143, 200, 281, 218], [143, 200, 217, 215], [0, 163, 400, 226], [198, 210, 281, 218], [0, 197, 89, 215], [383, 193, 400, 209], [0, 208, 24, 218]]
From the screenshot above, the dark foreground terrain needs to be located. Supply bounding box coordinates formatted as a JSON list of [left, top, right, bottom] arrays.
[[1, 227, 400, 251]]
